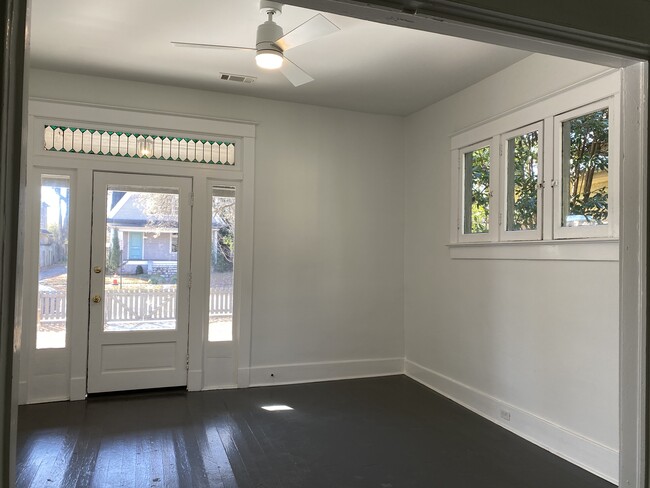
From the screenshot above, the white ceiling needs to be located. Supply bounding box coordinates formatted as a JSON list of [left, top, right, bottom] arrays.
[[29, 0, 531, 116]]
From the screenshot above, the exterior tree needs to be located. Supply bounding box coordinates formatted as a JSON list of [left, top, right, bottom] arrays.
[[564, 108, 609, 224], [212, 196, 235, 272], [509, 131, 539, 231], [466, 146, 490, 233], [107, 228, 121, 273]]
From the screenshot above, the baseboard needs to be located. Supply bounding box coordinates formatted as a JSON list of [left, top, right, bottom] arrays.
[[246, 357, 405, 387], [404, 359, 618, 484]]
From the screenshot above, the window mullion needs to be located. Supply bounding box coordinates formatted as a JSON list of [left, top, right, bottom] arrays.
[[488, 135, 500, 242], [542, 117, 554, 241]]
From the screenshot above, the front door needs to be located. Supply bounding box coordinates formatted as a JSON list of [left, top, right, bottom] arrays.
[[87, 172, 192, 393]]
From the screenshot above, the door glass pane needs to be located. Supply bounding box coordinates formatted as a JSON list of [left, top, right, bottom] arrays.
[[209, 187, 236, 342], [506, 130, 539, 231], [463, 146, 490, 234], [561, 108, 609, 227], [37, 175, 70, 349], [104, 186, 179, 331]]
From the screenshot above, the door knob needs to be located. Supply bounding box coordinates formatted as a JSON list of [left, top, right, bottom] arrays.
[[92, 295, 102, 303], [93, 266, 102, 274]]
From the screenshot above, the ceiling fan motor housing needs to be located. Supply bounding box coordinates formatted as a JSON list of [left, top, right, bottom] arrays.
[[256, 18, 284, 55]]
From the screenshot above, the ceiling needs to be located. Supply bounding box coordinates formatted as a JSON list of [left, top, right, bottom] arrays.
[[29, 0, 531, 116]]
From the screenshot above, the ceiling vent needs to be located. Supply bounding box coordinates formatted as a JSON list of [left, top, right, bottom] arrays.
[[220, 73, 257, 84]]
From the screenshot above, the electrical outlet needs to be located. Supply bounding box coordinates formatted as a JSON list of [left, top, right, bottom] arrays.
[[500, 409, 511, 421]]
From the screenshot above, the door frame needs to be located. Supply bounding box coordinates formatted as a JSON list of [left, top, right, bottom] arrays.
[[19, 100, 256, 403]]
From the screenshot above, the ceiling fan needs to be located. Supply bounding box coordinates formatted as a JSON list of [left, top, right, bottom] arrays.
[[172, 0, 340, 87]]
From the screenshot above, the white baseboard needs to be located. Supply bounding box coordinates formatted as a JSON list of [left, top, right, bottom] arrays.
[[246, 357, 404, 387], [405, 359, 618, 484]]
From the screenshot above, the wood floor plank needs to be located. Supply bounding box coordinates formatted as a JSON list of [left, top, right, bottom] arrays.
[[17, 376, 616, 488]]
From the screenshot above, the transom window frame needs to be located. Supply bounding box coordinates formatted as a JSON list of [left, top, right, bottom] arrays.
[[30, 100, 247, 175], [449, 69, 621, 261]]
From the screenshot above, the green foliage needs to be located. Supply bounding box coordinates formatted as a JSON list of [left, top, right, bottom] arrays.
[[135, 264, 144, 275], [565, 109, 609, 224], [214, 227, 234, 272], [463, 109, 608, 234], [107, 228, 121, 273], [147, 274, 162, 285], [212, 193, 235, 272], [466, 147, 490, 234], [509, 131, 539, 231]]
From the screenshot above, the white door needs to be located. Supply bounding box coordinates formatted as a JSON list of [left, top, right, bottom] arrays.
[[87, 172, 192, 393]]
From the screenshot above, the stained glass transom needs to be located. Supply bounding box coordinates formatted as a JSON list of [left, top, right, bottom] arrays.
[[43, 125, 235, 166]]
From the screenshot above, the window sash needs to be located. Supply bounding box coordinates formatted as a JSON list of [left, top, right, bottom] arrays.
[[458, 138, 499, 243], [499, 122, 544, 242], [552, 98, 619, 240]]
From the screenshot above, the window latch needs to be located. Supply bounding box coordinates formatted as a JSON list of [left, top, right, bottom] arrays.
[[550, 179, 559, 188], [537, 182, 545, 189]]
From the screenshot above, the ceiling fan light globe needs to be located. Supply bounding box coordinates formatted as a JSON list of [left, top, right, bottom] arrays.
[[256, 51, 283, 70]]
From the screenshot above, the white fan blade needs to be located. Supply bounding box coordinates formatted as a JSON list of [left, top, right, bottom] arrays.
[[171, 41, 255, 52], [275, 14, 339, 51], [280, 57, 314, 87]]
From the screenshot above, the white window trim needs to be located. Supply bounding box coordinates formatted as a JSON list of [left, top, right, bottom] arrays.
[[448, 239, 618, 261], [553, 97, 620, 240], [449, 69, 621, 260], [499, 121, 544, 242]]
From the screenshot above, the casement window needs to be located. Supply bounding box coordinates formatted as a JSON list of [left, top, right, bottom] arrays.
[[452, 93, 618, 251], [459, 141, 495, 242], [553, 101, 618, 239], [500, 122, 543, 241]]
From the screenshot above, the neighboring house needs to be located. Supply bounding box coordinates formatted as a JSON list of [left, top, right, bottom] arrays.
[[107, 191, 225, 275]]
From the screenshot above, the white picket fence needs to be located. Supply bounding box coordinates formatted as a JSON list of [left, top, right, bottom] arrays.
[[38, 287, 233, 323]]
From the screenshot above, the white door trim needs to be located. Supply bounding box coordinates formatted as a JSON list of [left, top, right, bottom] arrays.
[[21, 100, 256, 402]]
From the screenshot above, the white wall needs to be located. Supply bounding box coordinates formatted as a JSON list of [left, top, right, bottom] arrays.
[[404, 54, 619, 481], [27, 56, 621, 480], [28, 69, 405, 382]]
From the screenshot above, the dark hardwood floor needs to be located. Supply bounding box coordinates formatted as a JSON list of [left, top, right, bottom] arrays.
[[17, 375, 615, 488]]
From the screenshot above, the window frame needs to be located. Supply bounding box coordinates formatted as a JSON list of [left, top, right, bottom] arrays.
[[499, 121, 545, 242], [457, 137, 499, 243], [552, 97, 620, 240], [449, 70, 621, 257]]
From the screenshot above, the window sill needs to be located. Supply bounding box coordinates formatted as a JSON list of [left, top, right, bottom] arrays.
[[448, 239, 618, 261]]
